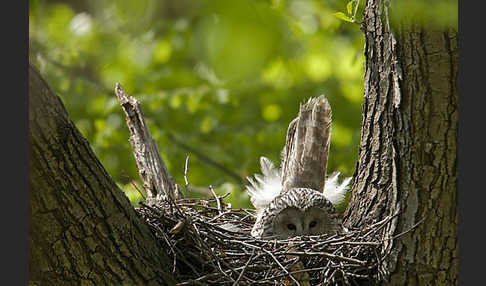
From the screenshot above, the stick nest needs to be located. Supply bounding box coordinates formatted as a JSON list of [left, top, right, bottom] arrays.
[[136, 195, 393, 285]]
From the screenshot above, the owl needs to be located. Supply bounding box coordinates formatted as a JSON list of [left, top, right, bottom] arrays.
[[247, 157, 351, 239], [247, 96, 351, 239]]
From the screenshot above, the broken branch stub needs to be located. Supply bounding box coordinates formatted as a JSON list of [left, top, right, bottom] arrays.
[[281, 96, 332, 193], [115, 83, 178, 204]]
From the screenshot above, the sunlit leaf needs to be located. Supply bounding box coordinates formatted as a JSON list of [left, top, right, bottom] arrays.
[[153, 40, 172, 64], [304, 53, 332, 81], [333, 12, 354, 23], [30, 0, 365, 208], [346, 2, 353, 15], [262, 104, 282, 122], [200, 117, 215, 134]]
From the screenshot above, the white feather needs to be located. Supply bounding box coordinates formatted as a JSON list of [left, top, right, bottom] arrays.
[[323, 172, 352, 205], [246, 157, 352, 210], [246, 157, 282, 212]]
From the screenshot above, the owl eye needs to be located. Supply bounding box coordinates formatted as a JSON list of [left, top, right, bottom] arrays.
[[287, 223, 296, 231], [309, 220, 317, 228]]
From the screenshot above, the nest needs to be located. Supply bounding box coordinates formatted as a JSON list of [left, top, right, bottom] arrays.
[[136, 194, 393, 285]]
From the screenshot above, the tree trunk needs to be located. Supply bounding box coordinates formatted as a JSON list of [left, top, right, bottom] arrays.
[[343, 0, 458, 285], [29, 65, 176, 285]]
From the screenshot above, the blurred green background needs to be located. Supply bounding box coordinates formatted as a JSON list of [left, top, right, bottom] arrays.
[[29, 0, 367, 208]]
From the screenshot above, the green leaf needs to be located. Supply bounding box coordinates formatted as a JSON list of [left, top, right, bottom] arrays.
[[30, 0, 365, 209], [333, 12, 354, 23], [262, 104, 282, 122], [347, 1, 354, 15]]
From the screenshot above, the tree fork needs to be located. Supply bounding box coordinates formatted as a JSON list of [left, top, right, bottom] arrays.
[[29, 64, 176, 285]]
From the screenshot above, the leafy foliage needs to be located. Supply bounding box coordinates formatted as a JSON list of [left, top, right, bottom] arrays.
[[30, 0, 365, 208]]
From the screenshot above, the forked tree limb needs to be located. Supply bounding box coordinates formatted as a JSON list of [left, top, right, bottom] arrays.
[[281, 96, 332, 193], [29, 65, 176, 284], [115, 83, 179, 204]]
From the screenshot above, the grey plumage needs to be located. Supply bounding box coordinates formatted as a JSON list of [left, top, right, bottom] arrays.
[[247, 96, 351, 239], [250, 187, 342, 238], [281, 96, 332, 193]]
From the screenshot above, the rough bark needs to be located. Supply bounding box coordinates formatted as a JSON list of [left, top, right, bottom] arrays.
[[114, 83, 179, 204], [343, 0, 457, 285], [29, 64, 176, 285]]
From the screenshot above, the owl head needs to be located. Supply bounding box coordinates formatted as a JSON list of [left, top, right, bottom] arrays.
[[247, 157, 351, 239]]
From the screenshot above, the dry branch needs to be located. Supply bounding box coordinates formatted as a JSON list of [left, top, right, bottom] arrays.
[[115, 83, 179, 203]]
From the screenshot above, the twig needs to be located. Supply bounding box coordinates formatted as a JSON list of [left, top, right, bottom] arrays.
[[166, 132, 245, 185], [232, 250, 256, 286], [184, 155, 190, 198], [130, 180, 146, 200], [262, 248, 301, 286], [390, 216, 425, 240], [276, 251, 366, 265], [208, 210, 232, 223], [260, 266, 326, 282], [208, 185, 223, 215]]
